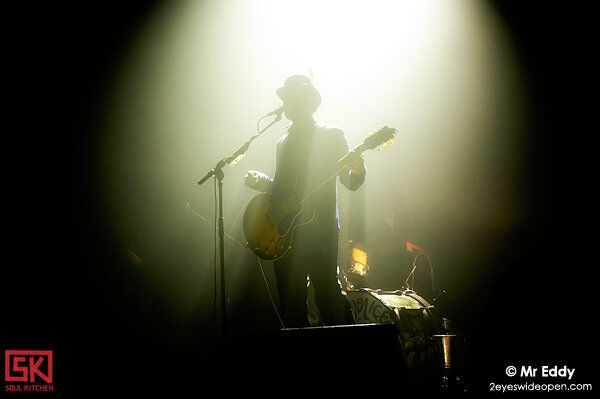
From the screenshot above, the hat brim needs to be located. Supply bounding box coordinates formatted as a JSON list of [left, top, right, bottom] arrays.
[[276, 84, 321, 109]]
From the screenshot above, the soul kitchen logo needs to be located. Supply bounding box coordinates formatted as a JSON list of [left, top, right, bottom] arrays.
[[3, 350, 54, 392]]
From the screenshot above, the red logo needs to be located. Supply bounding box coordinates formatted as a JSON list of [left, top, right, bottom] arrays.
[[4, 350, 53, 385]]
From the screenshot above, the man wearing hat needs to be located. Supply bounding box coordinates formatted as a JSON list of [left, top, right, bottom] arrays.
[[245, 75, 366, 327]]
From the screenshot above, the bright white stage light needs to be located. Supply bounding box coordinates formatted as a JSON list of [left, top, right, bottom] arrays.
[[103, 0, 527, 278]]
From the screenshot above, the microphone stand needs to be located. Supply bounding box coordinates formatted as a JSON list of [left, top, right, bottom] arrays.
[[197, 113, 282, 345]]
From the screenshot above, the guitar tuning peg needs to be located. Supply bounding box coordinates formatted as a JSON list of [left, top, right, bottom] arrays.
[[377, 147, 382, 152], [368, 133, 372, 136], [383, 143, 388, 148], [389, 140, 394, 145]]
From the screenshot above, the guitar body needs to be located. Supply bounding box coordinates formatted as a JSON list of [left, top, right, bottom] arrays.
[[243, 193, 318, 260], [242, 125, 396, 261]]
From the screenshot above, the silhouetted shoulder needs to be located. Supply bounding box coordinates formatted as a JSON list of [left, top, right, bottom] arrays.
[[315, 121, 349, 157], [316, 121, 349, 144], [316, 121, 345, 136]]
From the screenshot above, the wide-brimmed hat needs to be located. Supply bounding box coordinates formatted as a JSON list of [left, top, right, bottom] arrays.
[[276, 75, 321, 110]]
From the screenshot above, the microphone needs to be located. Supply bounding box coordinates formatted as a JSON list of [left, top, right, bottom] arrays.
[[265, 105, 285, 117]]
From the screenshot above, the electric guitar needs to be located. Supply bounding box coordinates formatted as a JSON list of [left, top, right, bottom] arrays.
[[243, 125, 397, 261]]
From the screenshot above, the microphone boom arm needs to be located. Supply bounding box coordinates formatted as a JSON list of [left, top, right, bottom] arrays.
[[197, 113, 281, 186]]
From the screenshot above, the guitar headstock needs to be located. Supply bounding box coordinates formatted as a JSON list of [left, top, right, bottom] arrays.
[[356, 125, 397, 153]]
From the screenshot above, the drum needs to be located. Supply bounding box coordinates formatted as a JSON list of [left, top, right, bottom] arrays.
[[346, 288, 444, 380]]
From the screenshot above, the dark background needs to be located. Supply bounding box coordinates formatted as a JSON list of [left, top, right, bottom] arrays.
[[3, 1, 596, 393]]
